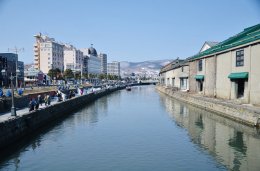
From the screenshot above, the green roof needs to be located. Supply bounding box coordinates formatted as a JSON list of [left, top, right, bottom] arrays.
[[190, 24, 260, 60], [195, 75, 204, 80], [228, 72, 248, 79]]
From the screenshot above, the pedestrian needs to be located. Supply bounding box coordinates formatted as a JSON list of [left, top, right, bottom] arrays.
[[69, 91, 72, 99], [32, 98, 37, 110], [28, 99, 34, 112], [35, 98, 39, 110], [57, 91, 61, 102], [37, 94, 42, 106], [44, 94, 48, 106], [47, 94, 51, 105], [62, 92, 66, 101]]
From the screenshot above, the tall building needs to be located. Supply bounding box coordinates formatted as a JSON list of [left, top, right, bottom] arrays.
[[107, 61, 120, 77], [64, 44, 83, 72], [0, 53, 24, 87], [98, 53, 107, 74], [33, 33, 64, 74], [81, 45, 101, 75]]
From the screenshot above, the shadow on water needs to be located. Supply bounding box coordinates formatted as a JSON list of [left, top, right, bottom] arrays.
[[0, 91, 121, 169], [159, 92, 260, 171]]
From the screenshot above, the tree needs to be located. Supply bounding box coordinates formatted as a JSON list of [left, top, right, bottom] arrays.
[[48, 68, 62, 80], [64, 69, 74, 79], [55, 68, 63, 80], [107, 74, 119, 80], [89, 73, 96, 79], [98, 74, 106, 80], [82, 73, 89, 79], [75, 73, 81, 80], [47, 69, 55, 79]]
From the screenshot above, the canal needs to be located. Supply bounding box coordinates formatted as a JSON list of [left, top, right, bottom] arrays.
[[0, 85, 260, 171]]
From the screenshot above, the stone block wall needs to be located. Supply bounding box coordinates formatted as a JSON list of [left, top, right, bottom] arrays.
[[189, 61, 197, 92], [156, 86, 260, 127], [205, 56, 216, 97]]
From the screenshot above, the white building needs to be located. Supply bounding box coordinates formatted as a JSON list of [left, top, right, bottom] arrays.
[[64, 44, 84, 72], [33, 33, 64, 74], [107, 61, 120, 77], [98, 53, 107, 74], [159, 59, 189, 91]]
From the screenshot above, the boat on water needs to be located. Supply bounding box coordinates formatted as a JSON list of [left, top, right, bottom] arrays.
[[126, 86, 131, 91]]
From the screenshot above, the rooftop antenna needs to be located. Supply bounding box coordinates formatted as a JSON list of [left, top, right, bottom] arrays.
[[8, 46, 24, 88]]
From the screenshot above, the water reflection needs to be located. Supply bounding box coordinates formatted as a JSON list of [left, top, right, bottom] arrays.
[[1, 87, 260, 171], [73, 91, 120, 125], [160, 94, 260, 171]]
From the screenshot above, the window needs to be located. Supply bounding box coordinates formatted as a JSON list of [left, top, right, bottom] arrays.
[[181, 66, 184, 72], [236, 50, 244, 67], [198, 60, 203, 71]]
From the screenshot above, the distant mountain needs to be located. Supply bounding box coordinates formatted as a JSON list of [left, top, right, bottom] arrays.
[[120, 59, 172, 76]]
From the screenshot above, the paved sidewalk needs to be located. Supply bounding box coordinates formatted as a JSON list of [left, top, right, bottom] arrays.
[[0, 97, 60, 123]]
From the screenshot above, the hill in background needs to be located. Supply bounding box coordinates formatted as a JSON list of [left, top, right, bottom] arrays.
[[120, 59, 172, 77]]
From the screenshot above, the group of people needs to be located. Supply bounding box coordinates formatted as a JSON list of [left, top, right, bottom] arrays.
[[28, 94, 51, 112], [56, 90, 75, 102]]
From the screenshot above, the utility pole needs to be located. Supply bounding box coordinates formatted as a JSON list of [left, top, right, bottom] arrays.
[[8, 46, 24, 88]]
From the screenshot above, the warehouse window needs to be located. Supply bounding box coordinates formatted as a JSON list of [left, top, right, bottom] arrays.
[[236, 50, 244, 67], [198, 60, 203, 71]]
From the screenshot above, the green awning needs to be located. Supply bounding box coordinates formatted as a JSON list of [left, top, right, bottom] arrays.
[[228, 72, 248, 79], [195, 75, 204, 80]]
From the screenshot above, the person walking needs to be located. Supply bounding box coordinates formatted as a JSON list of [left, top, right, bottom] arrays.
[[47, 94, 51, 106], [37, 94, 42, 106], [44, 94, 48, 106], [35, 98, 39, 110], [28, 99, 34, 112], [32, 98, 37, 110]]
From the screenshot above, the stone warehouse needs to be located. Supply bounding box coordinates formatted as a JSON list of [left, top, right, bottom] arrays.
[[160, 24, 260, 106]]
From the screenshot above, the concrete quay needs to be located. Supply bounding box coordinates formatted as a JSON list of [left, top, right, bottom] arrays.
[[156, 86, 260, 127], [0, 87, 124, 151]]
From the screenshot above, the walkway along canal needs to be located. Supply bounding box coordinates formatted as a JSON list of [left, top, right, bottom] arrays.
[[0, 85, 260, 171]]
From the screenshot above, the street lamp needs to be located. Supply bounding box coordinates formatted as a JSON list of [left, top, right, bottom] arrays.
[[1, 68, 20, 116], [1, 69, 5, 87]]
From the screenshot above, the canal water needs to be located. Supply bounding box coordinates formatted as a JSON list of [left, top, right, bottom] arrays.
[[0, 86, 260, 171]]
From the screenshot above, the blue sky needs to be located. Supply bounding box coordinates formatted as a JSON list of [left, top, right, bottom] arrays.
[[0, 0, 259, 64]]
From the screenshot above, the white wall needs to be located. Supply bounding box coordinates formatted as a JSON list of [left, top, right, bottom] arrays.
[[250, 44, 260, 105]]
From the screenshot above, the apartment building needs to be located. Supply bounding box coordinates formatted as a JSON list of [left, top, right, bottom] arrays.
[[64, 44, 83, 72], [107, 61, 120, 77], [33, 33, 64, 74], [98, 53, 107, 74]]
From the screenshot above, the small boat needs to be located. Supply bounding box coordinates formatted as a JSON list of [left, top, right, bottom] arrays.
[[126, 86, 131, 91]]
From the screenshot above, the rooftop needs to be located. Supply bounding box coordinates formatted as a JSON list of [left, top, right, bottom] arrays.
[[190, 24, 260, 60]]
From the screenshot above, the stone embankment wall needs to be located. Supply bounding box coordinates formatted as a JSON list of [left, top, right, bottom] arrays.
[[156, 86, 260, 127], [0, 87, 122, 151]]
